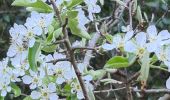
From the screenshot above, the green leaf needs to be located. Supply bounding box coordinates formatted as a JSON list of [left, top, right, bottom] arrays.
[[68, 18, 91, 39], [46, 32, 54, 43], [28, 42, 41, 71], [104, 34, 113, 43], [127, 53, 137, 66], [67, 0, 83, 9], [150, 54, 158, 64], [67, 94, 78, 100], [138, 51, 150, 81], [64, 84, 72, 92], [48, 25, 54, 34], [23, 96, 32, 100], [11, 83, 21, 97], [12, 0, 52, 13], [104, 56, 129, 68], [88, 69, 106, 80], [67, 10, 78, 19], [0, 96, 4, 100], [46, 25, 55, 43], [42, 45, 57, 53], [53, 28, 62, 39], [43, 76, 56, 85]]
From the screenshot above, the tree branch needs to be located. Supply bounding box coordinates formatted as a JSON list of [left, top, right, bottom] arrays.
[[50, 0, 62, 26], [50, 1, 90, 99], [46, 58, 69, 64], [94, 87, 126, 93], [132, 88, 170, 94]]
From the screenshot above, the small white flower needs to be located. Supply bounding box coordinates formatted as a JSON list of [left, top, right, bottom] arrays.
[[7, 41, 27, 57], [25, 11, 54, 35], [146, 25, 170, 52], [30, 83, 58, 100], [22, 70, 44, 89], [102, 30, 134, 50], [0, 82, 11, 97], [84, 0, 101, 21], [54, 61, 74, 84], [72, 40, 84, 48], [30, 91, 41, 99], [71, 82, 84, 99], [155, 45, 170, 69], [125, 32, 147, 57]]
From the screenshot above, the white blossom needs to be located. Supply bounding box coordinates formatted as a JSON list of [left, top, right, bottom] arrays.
[[155, 45, 170, 70], [124, 32, 147, 57], [146, 25, 170, 52], [30, 83, 58, 100], [25, 11, 54, 35], [22, 70, 44, 89], [102, 30, 134, 50], [71, 82, 84, 99], [84, 0, 101, 21]]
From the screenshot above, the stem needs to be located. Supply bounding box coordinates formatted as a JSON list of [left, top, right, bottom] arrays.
[[46, 58, 69, 64], [50, 1, 90, 99], [62, 18, 90, 100], [94, 88, 170, 94], [50, 0, 62, 26], [94, 87, 126, 93], [132, 88, 170, 93]]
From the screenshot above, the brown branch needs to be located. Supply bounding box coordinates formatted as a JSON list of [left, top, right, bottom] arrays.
[[62, 18, 90, 100], [72, 47, 97, 52], [95, 88, 170, 94], [129, 1, 133, 30], [46, 58, 69, 64], [127, 72, 140, 83], [50, 1, 90, 99], [94, 87, 126, 93], [50, 0, 62, 26], [132, 88, 170, 94]]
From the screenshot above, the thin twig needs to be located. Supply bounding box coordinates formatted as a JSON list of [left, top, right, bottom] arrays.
[[72, 47, 96, 52], [129, 1, 133, 30], [132, 88, 170, 94], [50, 1, 90, 99], [95, 88, 170, 94], [50, 0, 62, 26], [62, 18, 90, 100], [46, 58, 69, 64], [94, 87, 126, 93]]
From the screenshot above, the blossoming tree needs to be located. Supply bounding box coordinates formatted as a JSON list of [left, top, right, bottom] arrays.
[[1, 0, 170, 100]]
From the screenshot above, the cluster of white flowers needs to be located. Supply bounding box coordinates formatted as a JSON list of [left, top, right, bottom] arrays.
[[0, 0, 99, 99], [102, 25, 170, 89]]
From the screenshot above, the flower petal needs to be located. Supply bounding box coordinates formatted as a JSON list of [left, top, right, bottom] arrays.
[[135, 32, 146, 47], [124, 30, 134, 41], [124, 41, 137, 53], [147, 25, 157, 38], [22, 75, 32, 84], [31, 91, 41, 99], [166, 77, 170, 89], [102, 43, 115, 50], [48, 83, 56, 92]]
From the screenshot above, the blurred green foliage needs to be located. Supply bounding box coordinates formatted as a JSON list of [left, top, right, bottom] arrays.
[[0, 0, 27, 59]]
